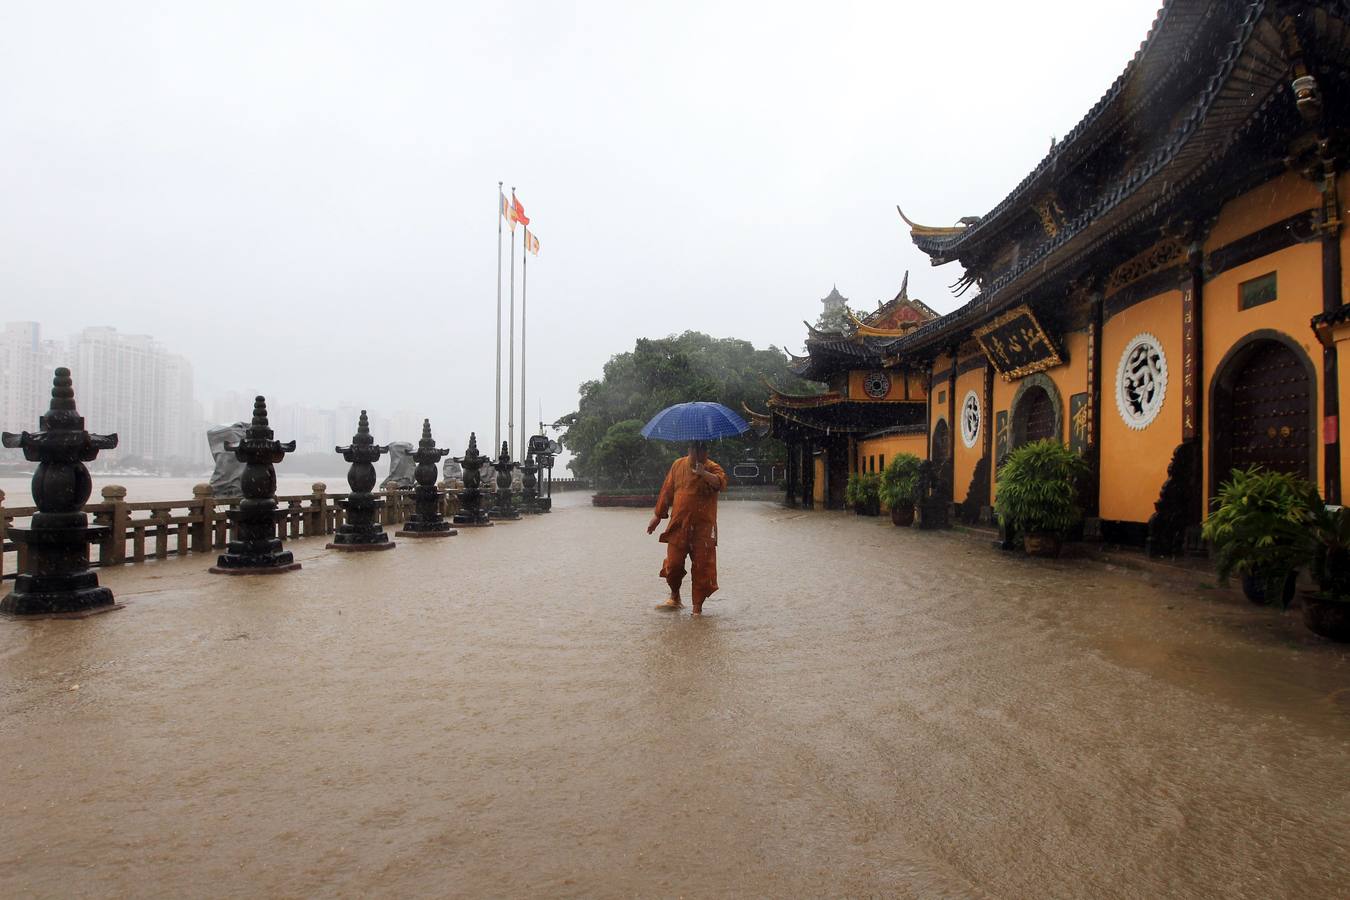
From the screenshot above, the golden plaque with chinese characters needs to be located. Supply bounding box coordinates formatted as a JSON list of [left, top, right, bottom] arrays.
[[971, 304, 1065, 381]]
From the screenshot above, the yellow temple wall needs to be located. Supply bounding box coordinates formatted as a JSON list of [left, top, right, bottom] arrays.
[[1099, 290, 1184, 523], [952, 366, 987, 505], [857, 433, 928, 471], [906, 372, 928, 400], [1200, 240, 1324, 501], [929, 352, 954, 454], [813, 455, 825, 506], [1203, 171, 1318, 252]]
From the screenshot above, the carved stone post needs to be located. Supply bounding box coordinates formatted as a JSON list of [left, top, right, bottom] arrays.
[[520, 454, 541, 514], [328, 410, 396, 551], [394, 420, 457, 538], [1, 367, 120, 617], [209, 395, 301, 574], [452, 432, 494, 527], [489, 441, 521, 521], [192, 483, 213, 554]]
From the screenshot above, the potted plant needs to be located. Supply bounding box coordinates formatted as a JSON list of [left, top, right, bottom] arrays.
[[879, 453, 922, 527], [994, 439, 1088, 558], [844, 472, 881, 516], [1200, 466, 1316, 606], [1303, 502, 1350, 641]]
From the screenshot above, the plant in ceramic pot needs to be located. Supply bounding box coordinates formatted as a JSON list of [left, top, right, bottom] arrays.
[[845, 472, 881, 516], [879, 453, 922, 527], [994, 439, 1088, 558], [1303, 502, 1350, 641], [1200, 466, 1317, 607]]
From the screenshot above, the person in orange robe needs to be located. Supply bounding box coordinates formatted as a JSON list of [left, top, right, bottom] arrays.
[[646, 441, 728, 616]]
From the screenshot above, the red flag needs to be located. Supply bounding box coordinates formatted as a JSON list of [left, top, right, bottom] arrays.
[[512, 194, 530, 226]]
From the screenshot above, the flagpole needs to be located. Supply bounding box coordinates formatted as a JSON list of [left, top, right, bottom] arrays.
[[520, 227, 528, 463], [508, 187, 517, 459], [495, 180, 503, 450]]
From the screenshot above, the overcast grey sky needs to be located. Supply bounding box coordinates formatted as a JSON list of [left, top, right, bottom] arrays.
[[1, 1, 1162, 449]]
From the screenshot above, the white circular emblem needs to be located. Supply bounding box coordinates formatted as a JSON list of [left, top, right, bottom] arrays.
[[960, 390, 981, 448], [1115, 333, 1168, 429]]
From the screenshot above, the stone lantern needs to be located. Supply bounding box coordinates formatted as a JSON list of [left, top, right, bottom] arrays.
[[394, 419, 457, 538], [520, 454, 541, 514], [1, 368, 119, 617], [328, 410, 395, 551], [489, 441, 521, 521], [451, 432, 493, 527], [209, 396, 301, 574]]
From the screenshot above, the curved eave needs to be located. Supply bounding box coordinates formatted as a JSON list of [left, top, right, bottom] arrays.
[[741, 402, 772, 424], [766, 391, 845, 409], [767, 399, 928, 436], [846, 310, 909, 339], [886, 2, 1287, 357]]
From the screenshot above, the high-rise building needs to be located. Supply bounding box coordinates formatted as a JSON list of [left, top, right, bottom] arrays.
[[66, 326, 198, 465], [0, 322, 62, 431]]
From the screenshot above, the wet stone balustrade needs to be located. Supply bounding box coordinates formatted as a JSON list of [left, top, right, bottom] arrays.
[[0, 484, 451, 582]]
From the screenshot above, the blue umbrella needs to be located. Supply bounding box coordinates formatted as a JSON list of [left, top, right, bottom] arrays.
[[640, 401, 750, 442]]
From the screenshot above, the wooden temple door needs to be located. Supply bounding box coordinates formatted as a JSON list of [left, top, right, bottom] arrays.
[[1213, 338, 1313, 487], [1016, 386, 1056, 446]]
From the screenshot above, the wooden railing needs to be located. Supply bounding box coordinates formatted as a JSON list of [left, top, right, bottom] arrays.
[[0, 482, 463, 580]]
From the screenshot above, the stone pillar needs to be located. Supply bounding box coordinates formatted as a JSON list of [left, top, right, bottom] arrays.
[[1, 367, 120, 617], [329, 410, 396, 551], [210, 395, 301, 574], [394, 419, 457, 538], [452, 432, 494, 527], [192, 483, 213, 554], [96, 484, 129, 565]]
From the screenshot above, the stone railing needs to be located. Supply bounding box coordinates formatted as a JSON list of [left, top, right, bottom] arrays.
[[0, 483, 462, 580], [551, 477, 590, 492]]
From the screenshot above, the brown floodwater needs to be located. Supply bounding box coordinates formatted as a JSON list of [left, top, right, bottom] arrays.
[[1, 493, 1347, 897]]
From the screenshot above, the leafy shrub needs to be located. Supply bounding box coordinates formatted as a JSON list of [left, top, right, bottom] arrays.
[[1309, 503, 1350, 602], [1201, 466, 1319, 601], [845, 471, 881, 511], [994, 439, 1088, 536], [879, 453, 922, 510]]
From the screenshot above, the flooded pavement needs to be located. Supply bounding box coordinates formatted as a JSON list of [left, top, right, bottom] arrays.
[[1, 493, 1347, 898]]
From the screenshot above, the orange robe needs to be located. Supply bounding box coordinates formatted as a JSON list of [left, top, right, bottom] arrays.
[[653, 455, 727, 601]]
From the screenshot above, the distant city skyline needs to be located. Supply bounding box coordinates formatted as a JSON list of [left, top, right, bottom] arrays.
[[1, 319, 491, 469]]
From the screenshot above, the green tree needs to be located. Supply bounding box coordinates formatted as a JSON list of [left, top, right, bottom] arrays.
[[558, 331, 818, 486], [591, 419, 674, 490]]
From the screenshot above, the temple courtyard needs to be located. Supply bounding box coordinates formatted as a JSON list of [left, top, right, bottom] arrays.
[[1, 492, 1347, 898]]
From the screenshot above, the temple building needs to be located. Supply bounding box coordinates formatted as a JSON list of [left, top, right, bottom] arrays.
[[769, 0, 1350, 555], [749, 278, 937, 509]]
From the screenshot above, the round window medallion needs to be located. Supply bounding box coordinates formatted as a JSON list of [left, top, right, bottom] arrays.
[[862, 371, 891, 399], [1115, 333, 1168, 429], [960, 390, 981, 448]]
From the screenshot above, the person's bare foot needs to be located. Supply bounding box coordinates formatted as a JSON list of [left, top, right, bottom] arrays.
[[691, 601, 704, 617], [656, 596, 683, 610]]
